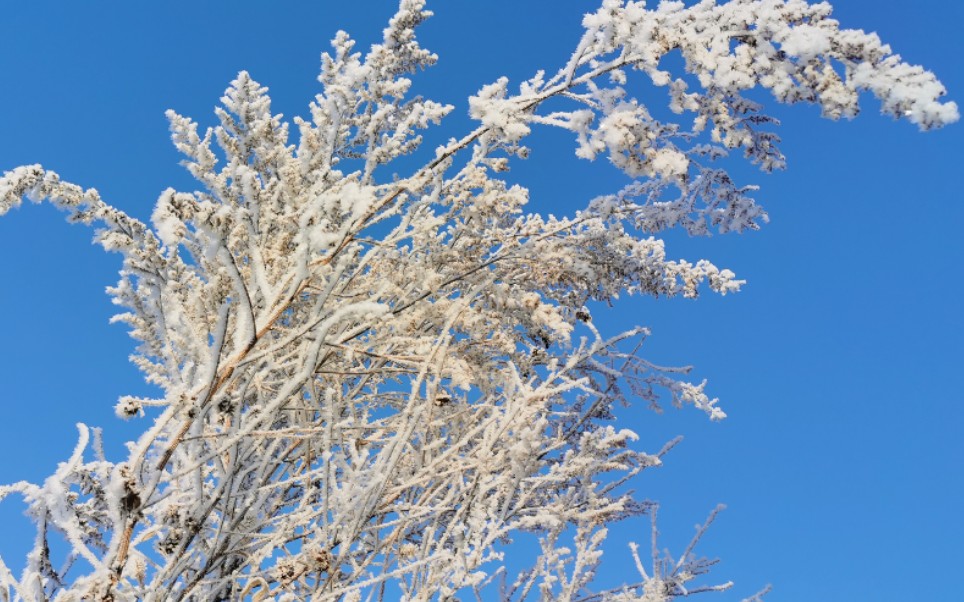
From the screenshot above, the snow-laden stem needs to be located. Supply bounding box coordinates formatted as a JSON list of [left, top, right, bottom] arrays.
[[0, 0, 955, 600]]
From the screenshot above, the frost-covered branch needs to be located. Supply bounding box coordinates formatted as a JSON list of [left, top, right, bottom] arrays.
[[0, 0, 955, 600]]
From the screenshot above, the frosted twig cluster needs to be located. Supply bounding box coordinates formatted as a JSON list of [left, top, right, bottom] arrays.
[[0, 1, 955, 600]]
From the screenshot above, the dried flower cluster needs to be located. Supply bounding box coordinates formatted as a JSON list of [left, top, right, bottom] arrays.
[[0, 1, 955, 600]]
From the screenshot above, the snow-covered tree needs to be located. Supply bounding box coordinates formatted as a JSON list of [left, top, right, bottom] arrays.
[[0, 1, 955, 600]]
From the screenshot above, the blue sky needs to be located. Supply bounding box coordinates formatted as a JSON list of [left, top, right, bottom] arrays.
[[0, 1, 960, 599]]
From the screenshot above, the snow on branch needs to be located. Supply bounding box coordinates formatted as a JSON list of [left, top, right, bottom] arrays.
[[0, 1, 954, 600]]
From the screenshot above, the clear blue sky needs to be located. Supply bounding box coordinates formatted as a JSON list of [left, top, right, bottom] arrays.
[[0, 1, 960, 599]]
